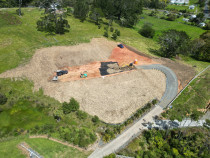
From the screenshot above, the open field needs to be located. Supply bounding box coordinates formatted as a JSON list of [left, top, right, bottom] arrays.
[[0, 136, 88, 158], [0, 39, 166, 123]]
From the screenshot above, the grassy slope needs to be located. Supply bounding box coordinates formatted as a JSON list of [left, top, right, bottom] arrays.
[[0, 79, 57, 133], [0, 8, 208, 73], [0, 78, 100, 140], [165, 69, 210, 120], [0, 8, 158, 74], [0, 137, 88, 158]]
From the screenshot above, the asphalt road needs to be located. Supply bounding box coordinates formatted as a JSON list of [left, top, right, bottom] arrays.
[[137, 64, 178, 108], [88, 64, 178, 158]]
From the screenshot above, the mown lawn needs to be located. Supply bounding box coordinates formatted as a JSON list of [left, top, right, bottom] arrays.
[[0, 136, 88, 158], [165, 68, 210, 120], [135, 14, 205, 40]]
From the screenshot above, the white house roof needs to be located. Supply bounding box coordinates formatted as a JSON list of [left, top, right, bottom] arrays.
[[171, 0, 189, 4]]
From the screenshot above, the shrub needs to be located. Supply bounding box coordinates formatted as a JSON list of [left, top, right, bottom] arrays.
[[110, 27, 114, 32], [0, 93, 7, 105], [112, 32, 118, 40], [115, 29, 121, 36], [92, 115, 100, 124], [62, 98, 80, 114], [166, 14, 176, 21], [104, 26, 109, 31], [104, 153, 116, 158], [98, 24, 101, 29], [67, 7, 73, 15], [76, 110, 87, 119], [103, 31, 109, 38], [152, 99, 158, 105], [138, 23, 155, 38]]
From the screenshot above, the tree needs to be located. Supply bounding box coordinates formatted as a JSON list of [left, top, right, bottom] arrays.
[[190, 31, 210, 61], [73, 0, 89, 22], [138, 23, 155, 38], [62, 97, 80, 114], [0, 93, 7, 105], [93, 0, 143, 27], [18, 0, 22, 16], [111, 32, 117, 40], [158, 29, 191, 58], [89, 7, 104, 25], [37, 0, 70, 34]]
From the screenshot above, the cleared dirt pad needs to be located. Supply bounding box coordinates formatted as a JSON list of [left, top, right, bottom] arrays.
[[0, 38, 166, 123]]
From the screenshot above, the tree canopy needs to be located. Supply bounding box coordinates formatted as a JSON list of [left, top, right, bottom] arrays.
[[158, 29, 191, 58], [36, 0, 70, 34]]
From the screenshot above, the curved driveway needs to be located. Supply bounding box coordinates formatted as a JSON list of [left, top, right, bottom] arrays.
[[138, 64, 178, 108], [88, 64, 178, 158]]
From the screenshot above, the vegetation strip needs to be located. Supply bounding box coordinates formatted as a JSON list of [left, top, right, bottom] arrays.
[[167, 65, 210, 108]]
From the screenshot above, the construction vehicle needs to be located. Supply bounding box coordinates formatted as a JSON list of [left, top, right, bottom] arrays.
[[80, 71, 88, 78]]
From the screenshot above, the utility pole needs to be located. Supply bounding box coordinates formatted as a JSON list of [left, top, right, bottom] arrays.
[[19, 0, 22, 16]]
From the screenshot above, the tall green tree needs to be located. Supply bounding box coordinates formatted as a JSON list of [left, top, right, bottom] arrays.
[[73, 0, 89, 22], [190, 31, 210, 61], [93, 0, 143, 27], [37, 0, 70, 34], [158, 29, 191, 58]]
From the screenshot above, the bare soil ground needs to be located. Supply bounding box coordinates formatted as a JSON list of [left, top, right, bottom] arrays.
[[0, 38, 166, 123]]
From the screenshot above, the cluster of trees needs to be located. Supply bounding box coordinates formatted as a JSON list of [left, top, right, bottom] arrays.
[[0, 0, 33, 7], [143, 0, 167, 9], [28, 124, 96, 147], [103, 26, 121, 40], [118, 127, 210, 157], [59, 126, 96, 147], [36, 0, 70, 34], [190, 31, 210, 61], [157, 29, 210, 61], [142, 128, 209, 157], [90, 0, 143, 27]]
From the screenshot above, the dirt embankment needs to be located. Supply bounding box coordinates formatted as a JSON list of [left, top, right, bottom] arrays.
[[0, 38, 166, 123]]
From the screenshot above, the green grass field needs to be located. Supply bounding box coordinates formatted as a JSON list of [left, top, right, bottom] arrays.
[[136, 14, 205, 40], [0, 136, 88, 158], [165, 68, 210, 120]]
